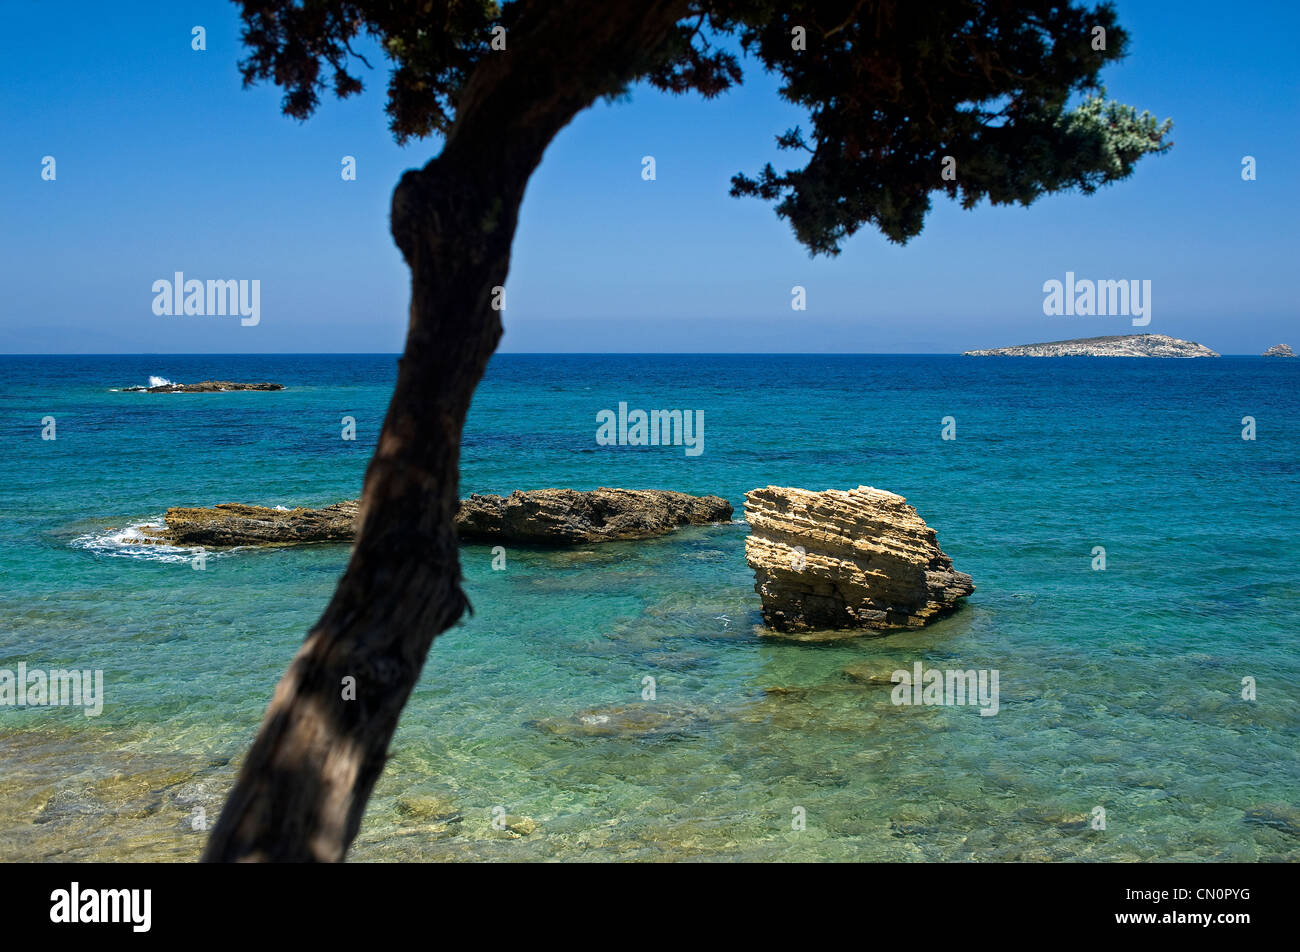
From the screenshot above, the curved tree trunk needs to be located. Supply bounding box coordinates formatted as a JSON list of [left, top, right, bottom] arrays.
[[203, 0, 689, 862]]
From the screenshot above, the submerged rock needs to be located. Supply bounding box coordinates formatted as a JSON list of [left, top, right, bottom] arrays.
[[122, 380, 283, 392], [132, 488, 731, 548], [842, 663, 905, 685], [394, 794, 461, 826], [1013, 807, 1094, 832], [744, 485, 973, 634], [1262, 343, 1296, 357], [500, 815, 539, 837], [455, 488, 733, 543], [1243, 805, 1300, 838], [530, 704, 708, 740]]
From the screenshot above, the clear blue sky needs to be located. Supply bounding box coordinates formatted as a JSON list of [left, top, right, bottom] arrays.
[[2, 0, 1296, 354]]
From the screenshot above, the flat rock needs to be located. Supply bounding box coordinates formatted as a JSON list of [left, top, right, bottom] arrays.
[[143, 501, 359, 547], [135, 489, 731, 548], [123, 380, 283, 392], [744, 485, 973, 634], [964, 334, 1218, 357], [455, 488, 733, 543]]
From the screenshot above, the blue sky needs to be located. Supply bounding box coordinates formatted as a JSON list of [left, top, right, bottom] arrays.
[[1, 0, 1296, 354]]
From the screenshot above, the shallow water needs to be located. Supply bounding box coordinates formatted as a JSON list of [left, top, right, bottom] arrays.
[[1, 354, 1297, 861]]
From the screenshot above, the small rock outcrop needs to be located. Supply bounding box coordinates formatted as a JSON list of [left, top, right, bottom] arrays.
[[123, 380, 283, 392], [964, 334, 1219, 357], [1263, 343, 1296, 358], [744, 485, 973, 634], [456, 488, 732, 543], [134, 489, 732, 547], [142, 501, 358, 546]]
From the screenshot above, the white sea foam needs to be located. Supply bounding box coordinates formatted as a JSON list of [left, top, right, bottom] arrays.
[[70, 520, 212, 564], [148, 376, 175, 388]]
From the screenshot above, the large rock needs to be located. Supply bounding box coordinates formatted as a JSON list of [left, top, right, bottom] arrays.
[[1262, 343, 1296, 357], [456, 488, 733, 543], [138, 489, 732, 547], [744, 485, 973, 633]]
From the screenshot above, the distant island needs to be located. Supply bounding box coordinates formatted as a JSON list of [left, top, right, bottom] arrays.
[[964, 333, 1219, 358], [121, 379, 284, 393], [1263, 344, 1296, 357]]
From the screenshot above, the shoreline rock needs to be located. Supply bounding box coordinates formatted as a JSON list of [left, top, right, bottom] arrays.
[[1262, 343, 1296, 358], [133, 489, 733, 547], [744, 485, 973, 634], [963, 334, 1218, 357], [122, 380, 283, 393]]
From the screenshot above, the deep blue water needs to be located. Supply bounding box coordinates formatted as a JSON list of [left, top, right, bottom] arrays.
[[0, 353, 1297, 860]]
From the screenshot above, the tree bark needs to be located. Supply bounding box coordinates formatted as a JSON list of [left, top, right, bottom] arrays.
[[203, 0, 689, 862]]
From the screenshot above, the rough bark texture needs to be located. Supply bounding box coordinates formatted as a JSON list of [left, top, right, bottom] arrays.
[[203, 0, 690, 862]]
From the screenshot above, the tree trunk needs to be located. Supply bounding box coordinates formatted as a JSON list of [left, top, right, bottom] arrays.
[[203, 0, 689, 862]]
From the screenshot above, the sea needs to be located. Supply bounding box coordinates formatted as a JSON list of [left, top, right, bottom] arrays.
[[0, 353, 1297, 861]]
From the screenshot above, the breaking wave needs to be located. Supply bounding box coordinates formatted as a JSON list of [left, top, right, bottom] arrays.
[[70, 520, 212, 564]]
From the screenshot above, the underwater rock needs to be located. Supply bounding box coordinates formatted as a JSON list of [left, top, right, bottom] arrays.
[[530, 704, 708, 740], [501, 815, 539, 837], [394, 794, 460, 824], [1244, 805, 1300, 838], [842, 663, 904, 685]]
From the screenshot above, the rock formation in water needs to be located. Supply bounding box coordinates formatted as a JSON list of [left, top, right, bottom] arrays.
[[122, 380, 284, 392], [744, 485, 973, 634], [455, 488, 732, 543], [135, 488, 732, 547], [140, 501, 359, 546], [1262, 343, 1296, 357], [963, 333, 1219, 357]]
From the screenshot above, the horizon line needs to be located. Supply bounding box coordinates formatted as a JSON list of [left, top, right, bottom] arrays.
[[0, 351, 1282, 358]]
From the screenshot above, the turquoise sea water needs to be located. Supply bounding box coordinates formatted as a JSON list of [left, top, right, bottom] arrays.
[[0, 353, 1297, 861]]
